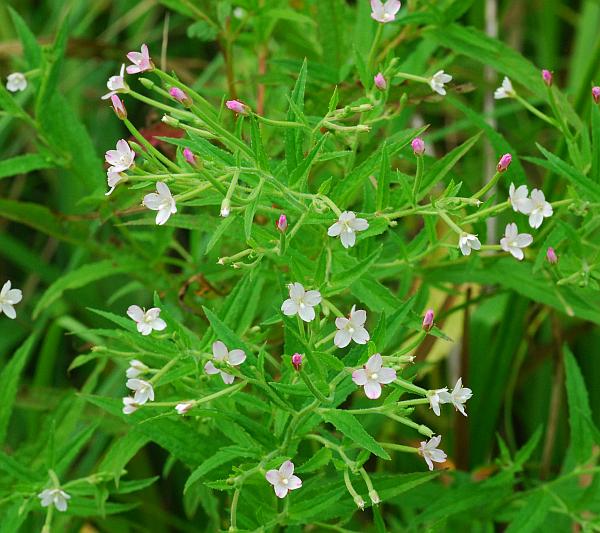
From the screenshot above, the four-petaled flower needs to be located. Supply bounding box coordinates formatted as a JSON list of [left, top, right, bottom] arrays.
[[122, 396, 139, 414], [327, 211, 369, 248], [493, 77, 515, 99], [334, 305, 370, 348], [527, 189, 553, 229], [352, 353, 396, 400], [458, 233, 481, 256], [38, 488, 71, 512], [418, 435, 447, 471], [204, 341, 247, 384], [126, 359, 149, 378], [427, 388, 449, 417], [265, 460, 302, 498], [500, 223, 533, 260], [509, 183, 530, 214], [143, 182, 177, 225], [6, 72, 27, 92], [102, 64, 128, 99], [0, 280, 22, 319], [439, 377, 472, 416], [429, 70, 452, 96], [126, 378, 155, 404], [370, 0, 401, 23], [105, 139, 135, 172], [126, 44, 153, 74], [127, 305, 167, 335], [281, 283, 321, 322]]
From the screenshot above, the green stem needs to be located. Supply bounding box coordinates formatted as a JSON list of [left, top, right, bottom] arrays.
[[299, 368, 329, 403], [438, 210, 463, 235], [123, 118, 180, 173], [472, 171, 502, 200], [412, 155, 424, 204], [380, 442, 419, 453], [367, 24, 384, 72], [515, 94, 560, 128]]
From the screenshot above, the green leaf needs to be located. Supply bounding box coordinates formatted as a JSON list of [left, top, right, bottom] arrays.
[[0, 334, 38, 444], [202, 306, 253, 359], [505, 491, 552, 533], [296, 447, 332, 474], [205, 215, 237, 255], [376, 144, 391, 211], [320, 409, 390, 460], [187, 20, 219, 41], [285, 59, 308, 176], [0, 153, 54, 180], [8, 7, 42, 68], [592, 104, 600, 181]]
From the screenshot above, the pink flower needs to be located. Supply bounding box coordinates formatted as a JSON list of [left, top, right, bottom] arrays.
[[352, 354, 396, 400], [411, 137, 425, 156], [374, 72, 387, 90], [546, 247, 558, 265], [370, 0, 401, 23], [101, 64, 128, 100], [105, 139, 135, 172], [266, 461, 302, 498], [277, 214, 288, 233], [497, 153, 512, 173], [226, 100, 249, 115], [105, 167, 125, 196], [422, 309, 434, 331], [204, 341, 247, 385], [169, 87, 192, 107], [183, 148, 198, 166], [110, 94, 127, 119], [126, 44, 153, 74], [291, 353, 303, 371], [592, 86, 600, 104], [542, 69, 553, 87]]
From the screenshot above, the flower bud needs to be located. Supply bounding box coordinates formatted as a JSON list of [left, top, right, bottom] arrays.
[[276, 214, 288, 233], [497, 153, 512, 172], [542, 69, 553, 87], [175, 401, 194, 415], [220, 199, 231, 218], [292, 353, 303, 371], [161, 114, 180, 128], [592, 86, 600, 104], [169, 86, 192, 107], [411, 137, 425, 156], [546, 247, 558, 265], [374, 72, 387, 90], [422, 309, 434, 331], [368, 490, 381, 505], [353, 495, 366, 510], [226, 99, 249, 115], [183, 147, 198, 166], [110, 94, 127, 119]]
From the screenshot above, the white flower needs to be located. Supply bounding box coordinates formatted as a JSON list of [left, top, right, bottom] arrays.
[[126, 378, 154, 404], [458, 233, 481, 256], [143, 182, 177, 225], [509, 183, 531, 214], [38, 488, 71, 512], [105, 139, 135, 172], [6, 72, 27, 92], [418, 435, 447, 471], [500, 223, 533, 261], [281, 283, 321, 322], [427, 388, 448, 416], [265, 460, 302, 498], [334, 305, 370, 348], [106, 167, 125, 196], [0, 280, 22, 319], [122, 396, 139, 414], [127, 305, 167, 335], [439, 377, 472, 417], [370, 0, 401, 23], [327, 211, 369, 249], [175, 401, 194, 415], [126, 359, 149, 378], [352, 353, 396, 400], [101, 64, 128, 100], [204, 341, 247, 385], [493, 76, 516, 99], [429, 70, 452, 96], [527, 189, 553, 229]]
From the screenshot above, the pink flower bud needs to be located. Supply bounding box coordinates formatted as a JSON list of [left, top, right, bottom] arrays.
[[542, 69, 553, 87], [226, 99, 249, 115], [183, 147, 198, 166], [497, 153, 512, 172], [169, 87, 192, 107], [110, 94, 127, 119], [292, 353, 303, 371], [422, 309, 434, 331], [374, 72, 387, 90], [592, 86, 600, 104], [546, 247, 558, 265], [411, 137, 425, 156], [276, 214, 288, 233]]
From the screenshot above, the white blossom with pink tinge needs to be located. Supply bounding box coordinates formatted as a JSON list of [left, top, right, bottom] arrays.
[[0, 280, 22, 319], [265, 460, 302, 498], [352, 354, 396, 400], [127, 305, 167, 335], [281, 283, 321, 322], [143, 182, 177, 225], [126, 44, 153, 74], [105, 139, 135, 172], [327, 211, 369, 249], [370, 0, 401, 23], [204, 341, 246, 385], [418, 435, 447, 471], [500, 223, 532, 261], [102, 64, 128, 99], [527, 189, 553, 229], [334, 305, 370, 348]]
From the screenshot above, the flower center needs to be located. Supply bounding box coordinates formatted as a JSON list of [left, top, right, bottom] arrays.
[[348, 326, 355, 333], [370, 372, 378, 380], [299, 302, 305, 309], [281, 477, 289, 485]]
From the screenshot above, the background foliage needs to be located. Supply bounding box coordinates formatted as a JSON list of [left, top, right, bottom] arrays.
[[1, 0, 600, 531]]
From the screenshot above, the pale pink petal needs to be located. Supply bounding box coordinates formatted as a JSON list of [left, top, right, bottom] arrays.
[[281, 299, 298, 316], [327, 222, 342, 237], [352, 327, 370, 344], [364, 381, 382, 399], [298, 305, 316, 322], [127, 305, 144, 322], [287, 475, 302, 490], [204, 361, 220, 375], [334, 329, 352, 348], [365, 353, 383, 373], [377, 367, 397, 384], [288, 283, 305, 300], [221, 371, 235, 384], [213, 341, 228, 361], [279, 460, 294, 478], [340, 230, 356, 248], [228, 349, 246, 366], [274, 483, 288, 498], [143, 193, 162, 210], [352, 368, 368, 386], [265, 470, 280, 484], [303, 290, 321, 306]]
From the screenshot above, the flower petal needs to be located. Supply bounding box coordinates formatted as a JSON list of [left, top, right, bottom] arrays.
[[213, 341, 228, 361], [364, 381, 382, 400], [352, 368, 368, 386], [228, 349, 246, 366]]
